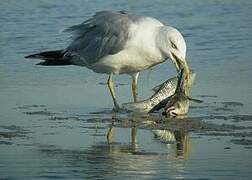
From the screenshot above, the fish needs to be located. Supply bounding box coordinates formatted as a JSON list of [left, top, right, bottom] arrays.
[[162, 58, 195, 117], [122, 71, 196, 113]]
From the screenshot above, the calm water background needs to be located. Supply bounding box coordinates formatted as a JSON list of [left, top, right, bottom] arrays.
[[0, 0, 252, 179]]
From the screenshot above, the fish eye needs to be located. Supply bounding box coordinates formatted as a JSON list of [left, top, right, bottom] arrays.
[[171, 42, 177, 49]]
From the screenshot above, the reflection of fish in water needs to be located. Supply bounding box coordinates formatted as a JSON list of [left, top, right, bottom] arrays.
[[122, 71, 196, 113], [152, 129, 191, 158]]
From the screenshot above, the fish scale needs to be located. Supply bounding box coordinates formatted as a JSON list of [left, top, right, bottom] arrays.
[[122, 74, 195, 113]]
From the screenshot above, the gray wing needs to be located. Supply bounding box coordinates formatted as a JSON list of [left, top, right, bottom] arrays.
[[64, 11, 141, 65]]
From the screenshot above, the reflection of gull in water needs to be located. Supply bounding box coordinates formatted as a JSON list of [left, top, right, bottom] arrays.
[[107, 124, 191, 159], [25, 11, 187, 110], [38, 125, 191, 179]]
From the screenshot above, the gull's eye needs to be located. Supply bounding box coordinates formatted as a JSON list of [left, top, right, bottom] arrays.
[[171, 42, 177, 49]]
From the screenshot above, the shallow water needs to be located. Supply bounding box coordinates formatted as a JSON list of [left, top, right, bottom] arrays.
[[1, 0, 252, 179]]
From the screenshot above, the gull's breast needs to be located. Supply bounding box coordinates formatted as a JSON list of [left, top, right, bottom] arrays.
[[90, 18, 165, 75], [90, 46, 164, 75]]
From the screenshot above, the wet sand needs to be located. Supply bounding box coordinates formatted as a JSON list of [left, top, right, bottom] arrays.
[[1, 99, 252, 179]]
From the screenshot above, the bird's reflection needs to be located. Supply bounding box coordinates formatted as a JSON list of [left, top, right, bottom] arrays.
[[106, 124, 139, 152], [38, 117, 191, 179], [106, 121, 191, 158]]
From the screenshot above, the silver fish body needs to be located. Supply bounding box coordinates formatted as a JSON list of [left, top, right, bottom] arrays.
[[122, 72, 196, 113]]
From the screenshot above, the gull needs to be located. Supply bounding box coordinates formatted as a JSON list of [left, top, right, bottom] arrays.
[[25, 11, 187, 110]]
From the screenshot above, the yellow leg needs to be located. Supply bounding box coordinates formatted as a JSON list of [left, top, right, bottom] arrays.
[[131, 73, 139, 102], [108, 74, 120, 110]]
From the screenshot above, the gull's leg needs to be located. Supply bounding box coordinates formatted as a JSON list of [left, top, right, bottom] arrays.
[[131, 72, 139, 102], [107, 74, 120, 110]]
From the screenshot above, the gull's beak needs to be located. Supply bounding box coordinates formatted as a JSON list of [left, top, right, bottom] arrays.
[[170, 52, 181, 72], [170, 53, 190, 82]]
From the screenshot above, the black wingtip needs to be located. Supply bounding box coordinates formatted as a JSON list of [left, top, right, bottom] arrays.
[[24, 54, 33, 59], [25, 50, 72, 66], [24, 54, 41, 59]]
